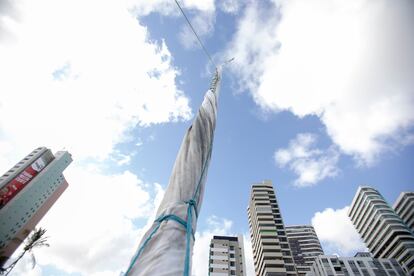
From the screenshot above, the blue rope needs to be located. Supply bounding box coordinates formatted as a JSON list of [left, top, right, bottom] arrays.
[[124, 213, 194, 275], [155, 214, 187, 227], [183, 144, 213, 276], [185, 199, 198, 218], [124, 223, 161, 275], [157, 214, 195, 240], [183, 203, 193, 276], [192, 146, 212, 201]]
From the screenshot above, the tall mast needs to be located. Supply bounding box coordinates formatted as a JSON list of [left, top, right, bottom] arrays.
[[125, 68, 221, 276]]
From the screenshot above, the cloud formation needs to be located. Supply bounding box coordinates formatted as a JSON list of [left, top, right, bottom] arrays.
[[275, 133, 339, 186], [312, 206, 366, 256], [228, 0, 414, 165], [178, 11, 216, 49], [0, 0, 191, 274], [0, 0, 192, 163], [218, 0, 241, 14], [131, 0, 215, 17]]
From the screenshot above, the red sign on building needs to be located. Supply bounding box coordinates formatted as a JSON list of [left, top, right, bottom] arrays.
[[0, 155, 52, 209]]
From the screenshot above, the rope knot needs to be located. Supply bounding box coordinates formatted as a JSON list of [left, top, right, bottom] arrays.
[[185, 199, 198, 218], [185, 199, 196, 206]]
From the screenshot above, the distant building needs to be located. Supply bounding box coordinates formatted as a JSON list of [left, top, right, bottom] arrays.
[[247, 180, 297, 276], [0, 147, 72, 266], [393, 192, 414, 232], [209, 235, 246, 275], [306, 253, 407, 276], [348, 186, 414, 275], [286, 225, 324, 275]]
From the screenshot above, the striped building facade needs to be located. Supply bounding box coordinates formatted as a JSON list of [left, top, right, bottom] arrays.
[[393, 192, 414, 232], [286, 225, 324, 275], [307, 253, 407, 276], [348, 187, 414, 275], [209, 235, 246, 276], [247, 180, 297, 276]]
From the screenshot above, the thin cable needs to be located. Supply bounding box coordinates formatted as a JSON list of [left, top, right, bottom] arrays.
[[174, 0, 217, 69]]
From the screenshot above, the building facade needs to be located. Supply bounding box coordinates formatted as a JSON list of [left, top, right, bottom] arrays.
[[306, 253, 407, 276], [393, 192, 414, 232], [286, 225, 324, 275], [247, 180, 297, 276], [348, 186, 414, 275], [0, 147, 72, 266], [209, 235, 246, 276]]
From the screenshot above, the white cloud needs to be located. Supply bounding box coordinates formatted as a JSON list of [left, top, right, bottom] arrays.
[[129, 0, 217, 50], [312, 206, 366, 256], [0, 0, 192, 163], [219, 0, 241, 14], [0, 0, 18, 42], [135, 138, 143, 148], [110, 150, 133, 166], [179, 11, 215, 49], [242, 235, 255, 276], [275, 133, 340, 187], [8, 254, 43, 276], [182, 0, 215, 13], [228, 0, 414, 165], [130, 0, 215, 17]]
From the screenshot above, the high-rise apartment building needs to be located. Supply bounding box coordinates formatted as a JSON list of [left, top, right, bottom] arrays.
[[247, 180, 297, 276], [0, 147, 72, 266], [307, 252, 407, 276], [348, 186, 414, 275], [209, 235, 246, 276], [286, 225, 324, 276], [393, 192, 414, 232]]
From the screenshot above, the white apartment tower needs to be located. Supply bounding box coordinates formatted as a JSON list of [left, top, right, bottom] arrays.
[[393, 192, 414, 232], [286, 225, 324, 276], [247, 180, 297, 276], [0, 147, 72, 266], [209, 235, 246, 276], [306, 252, 407, 276], [348, 187, 414, 275]]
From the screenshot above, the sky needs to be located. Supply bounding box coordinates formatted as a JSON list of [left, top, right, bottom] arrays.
[[0, 0, 413, 275]]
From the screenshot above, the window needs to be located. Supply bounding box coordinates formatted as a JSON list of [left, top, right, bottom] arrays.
[[286, 265, 295, 271], [383, 262, 392, 269]]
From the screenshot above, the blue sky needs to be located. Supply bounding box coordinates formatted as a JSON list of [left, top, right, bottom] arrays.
[[0, 0, 413, 275]]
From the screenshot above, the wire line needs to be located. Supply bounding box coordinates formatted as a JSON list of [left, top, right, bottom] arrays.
[[174, 0, 217, 69]]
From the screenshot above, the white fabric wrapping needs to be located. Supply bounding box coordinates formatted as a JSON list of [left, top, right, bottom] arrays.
[[126, 69, 221, 276]]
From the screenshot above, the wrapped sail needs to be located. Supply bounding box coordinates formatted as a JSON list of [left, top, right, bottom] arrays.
[[125, 69, 221, 276]]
